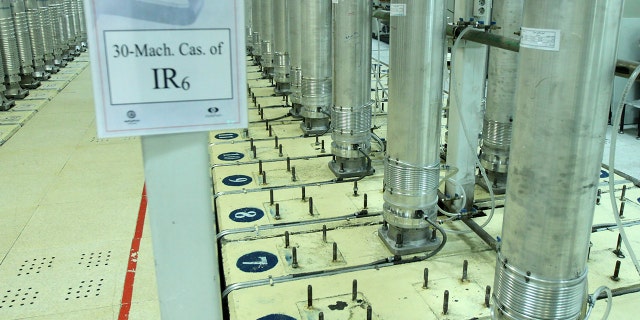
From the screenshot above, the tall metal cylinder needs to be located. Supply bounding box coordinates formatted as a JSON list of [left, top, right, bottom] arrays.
[[260, 0, 275, 77], [273, 0, 290, 94], [492, 1, 624, 319], [0, 2, 11, 111], [287, 0, 302, 116], [23, 0, 49, 79], [245, 0, 253, 52], [0, 0, 28, 98], [300, 0, 332, 135], [378, 0, 445, 255], [251, 0, 262, 62], [47, 0, 67, 66], [35, 0, 57, 72], [65, 0, 81, 53], [329, 0, 373, 178], [75, 0, 86, 46], [478, 0, 523, 194], [10, 0, 41, 88]]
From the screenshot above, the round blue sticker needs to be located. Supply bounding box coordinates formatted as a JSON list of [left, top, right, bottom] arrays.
[[215, 132, 239, 140], [637, 197, 640, 204], [222, 175, 252, 186], [229, 207, 264, 223], [600, 170, 609, 178], [236, 251, 278, 273], [257, 315, 297, 320], [218, 152, 245, 161]]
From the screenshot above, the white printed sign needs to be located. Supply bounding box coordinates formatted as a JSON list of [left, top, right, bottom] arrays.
[[84, 0, 248, 137], [520, 27, 561, 51], [390, 4, 407, 17]]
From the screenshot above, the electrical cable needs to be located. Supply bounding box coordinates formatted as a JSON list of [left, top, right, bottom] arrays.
[[608, 62, 640, 277], [250, 112, 292, 123]]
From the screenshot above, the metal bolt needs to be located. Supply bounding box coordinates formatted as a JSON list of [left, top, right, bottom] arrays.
[[611, 260, 621, 281], [286, 157, 291, 171], [279, 144, 283, 157], [596, 189, 601, 205], [302, 186, 306, 201], [258, 160, 263, 175], [275, 136, 279, 148], [252, 145, 257, 159], [443, 290, 449, 315], [275, 203, 280, 220], [332, 242, 338, 262], [352, 279, 357, 301], [292, 247, 299, 268], [485, 285, 491, 308], [396, 233, 403, 248], [307, 284, 312, 307], [262, 171, 267, 185], [265, 120, 269, 131], [619, 202, 625, 218], [315, 135, 320, 145], [318, 312, 324, 320], [291, 166, 297, 181], [613, 234, 625, 258], [260, 108, 264, 120], [423, 268, 429, 289], [270, 189, 274, 205], [309, 197, 314, 216], [322, 224, 327, 242], [353, 181, 359, 196], [367, 305, 372, 320], [268, 125, 273, 137], [340, 162, 345, 173], [321, 140, 325, 153], [621, 185, 627, 201], [284, 231, 290, 248], [462, 260, 468, 281], [250, 138, 254, 150], [364, 194, 368, 208], [431, 229, 437, 241]]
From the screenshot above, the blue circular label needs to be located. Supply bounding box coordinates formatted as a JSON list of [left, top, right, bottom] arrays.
[[229, 207, 264, 223], [236, 251, 278, 273], [222, 175, 252, 186], [599, 170, 609, 178], [218, 152, 245, 161], [215, 132, 239, 140], [257, 315, 296, 320], [637, 197, 640, 204]]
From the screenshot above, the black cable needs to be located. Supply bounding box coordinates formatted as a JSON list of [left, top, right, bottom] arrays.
[[250, 112, 292, 124]]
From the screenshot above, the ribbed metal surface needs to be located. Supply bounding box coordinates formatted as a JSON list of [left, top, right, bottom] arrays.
[[260, 0, 274, 68], [35, 0, 54, 56], [274, 52, 290, 83], [301, 77, 331, 109], [385, 158, 439, 200], [290, 67, 302, 104], [68, 0, 80, 43], [483, 119, 512, 148], [332, 104, 371, 137], [492, 253, 587, 320], [25, 4, 45, 66], [11, 2, 35, 73], [75, 0, 85, 39], [0, 14, 22, 76], [493, 0, 625, 318], [48, 1, 66, 52], [251, 0, 261, 56]]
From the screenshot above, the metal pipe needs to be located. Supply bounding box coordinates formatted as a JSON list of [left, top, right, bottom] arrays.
[[287, 0, 302, 117], [23, 0, 49, 80], [478, 0, 523, 194], [47, 0, 68, 67], [273, 0, 290, 94], [75, 0, 86, 47], [492, 1, 625, 319], [299, 0, 332, 135], [251, 0, 262, 62], [461, 217, 497, 252], [34, 0, 57, 72], [0, 0, 28, 99], [260, 0, 275, 76], [10, 0, 40, 88], [329, 0, 373, 179], [378, 0, 445, 255], [245, 0, 253, 52]]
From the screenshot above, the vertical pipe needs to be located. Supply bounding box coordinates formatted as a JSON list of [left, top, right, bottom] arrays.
[[251, 0, 262, 63], [329, 0, 374, 179], [492, 0, 624, 319], [260, 0, 275, 77], [445, 0, 490, 210], [378, 0, 445, 255], [35, 0, 57, 72], [478, 0, 523, 194], [300, 0, 332, 135], [10, 0, 40, 88], [75, 0, 86, 46], [273, 0, 290, 94], [287, 0, 302, 117], [0, 0, 28, 99], [245, 0, 253, 52], [24, 0, 49, 80]]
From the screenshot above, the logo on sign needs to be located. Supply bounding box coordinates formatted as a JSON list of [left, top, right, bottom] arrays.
[[600, 170, 609, 178], [222, 175, 252, 186], [214, 132, 239, 140], [126, 110, 137, 118], [217, 152, 245, 161], [236, 251, 278, 273], [257, 315, 297, 320], [229, 207, 264, 223]]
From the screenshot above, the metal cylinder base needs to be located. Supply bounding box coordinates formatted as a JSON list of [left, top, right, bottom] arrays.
[[378, 224, 441, 256], [4, 82, 28, 99], [19, 74, 40, 89], [289, 104, 303, 119], [0, 94, 15, 111], [477, 170, 507, 195], [328, 156, 374, 179], [300, 117, 330, 136], [275, 82, 290, 96]]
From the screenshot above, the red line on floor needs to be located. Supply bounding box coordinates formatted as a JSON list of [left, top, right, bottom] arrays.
[[118, 184, 148, 320]]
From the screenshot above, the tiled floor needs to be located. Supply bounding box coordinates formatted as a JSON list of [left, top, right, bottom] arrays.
[[0, 57, 159, 319]]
